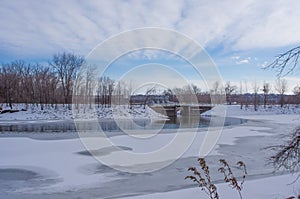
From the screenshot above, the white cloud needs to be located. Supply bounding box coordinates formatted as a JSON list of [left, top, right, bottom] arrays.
[[232, 0, 300, 50], [231, 56, 240, 60], [258, 61, 269, 68], [127, 50, 158, 60], [236, 59, 250, 64], [230, 55, 251, 65], [1, 0, 300, 60]]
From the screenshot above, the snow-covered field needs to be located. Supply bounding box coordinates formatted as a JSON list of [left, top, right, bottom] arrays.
[[0, 105, 299, 198]]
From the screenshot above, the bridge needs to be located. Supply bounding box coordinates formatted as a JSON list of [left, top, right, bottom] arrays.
[[150, 104, 213, 117]]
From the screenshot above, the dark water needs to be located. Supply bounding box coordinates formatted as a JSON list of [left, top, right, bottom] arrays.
[[0, 116, 246, 133]]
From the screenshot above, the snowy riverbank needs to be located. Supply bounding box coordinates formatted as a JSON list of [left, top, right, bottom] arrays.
[[0, 104, 166, 121]]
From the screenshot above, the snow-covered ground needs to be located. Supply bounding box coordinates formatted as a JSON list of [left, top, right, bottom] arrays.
[[0, 105, 299, 198], [123, 173, 300, 199], [0, 104, 166, 120], [206, 104, 300, 118]]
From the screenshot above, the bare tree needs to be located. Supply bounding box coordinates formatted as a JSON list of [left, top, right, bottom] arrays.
[[239, 81, 244, 109], [210, 81, 224, 104], [212, 81, 220, 95], [96, 76, 115, 108], [262, 82, 270, 108], [252, 81, 259, 111], [96, 77, 103, 108], [143, 86, 156, 109], [50, 52, 84, 108], [275, 79, 287, 108], [33, 65, 46, 109], [268, 126, 300, 180], [48, 70, 59, 107], [85, 65, 96, 110], [0, 61, 23, 109], [127, 81, 133, 108], [113, 81, 123, 106], [73, 65, 86, 111], [21, 64, 35, 109], [107, 78, 115, 107], [191, 84, 201, 95], [0, 61, 59, 110], [12, 61, 26, 104], [112, 80, 133, 107], [224, 81, 237, 105], [0, 56, 84, 110], [172, 85, 197, 105], [244, 80, 249, 108]]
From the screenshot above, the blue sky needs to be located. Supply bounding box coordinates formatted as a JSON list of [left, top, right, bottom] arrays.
[[1, 0, 300, 93]]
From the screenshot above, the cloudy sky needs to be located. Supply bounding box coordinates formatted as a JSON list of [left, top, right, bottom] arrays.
[[1, 0, 300, 92]]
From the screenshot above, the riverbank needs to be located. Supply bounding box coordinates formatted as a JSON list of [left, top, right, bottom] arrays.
[[0, 104, 166, 120]]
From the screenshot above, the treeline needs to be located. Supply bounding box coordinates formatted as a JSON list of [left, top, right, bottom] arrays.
[[0, 52, 133, 110], [1, 52, 300, 111], [209, 80, 300, 110], [0, 53, 85, 109]]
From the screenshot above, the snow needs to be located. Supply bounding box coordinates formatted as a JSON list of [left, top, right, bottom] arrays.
[[108, 125, 272, 157], [0, 104, 299, 198], [0, 104, 166, 121], [0, 137, 115, 193], [122, 172, 300, 199], [205, 104, 300, 116]]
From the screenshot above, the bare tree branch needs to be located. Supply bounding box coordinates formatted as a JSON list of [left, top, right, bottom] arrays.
[[267, 126, 300, 175], [267, 46, 300, 77]]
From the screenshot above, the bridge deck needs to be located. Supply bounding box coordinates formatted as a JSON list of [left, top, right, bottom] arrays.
[[150, 105, 213, 117]]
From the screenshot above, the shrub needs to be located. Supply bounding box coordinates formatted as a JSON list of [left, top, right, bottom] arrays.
[[185, 158, 247, 199]]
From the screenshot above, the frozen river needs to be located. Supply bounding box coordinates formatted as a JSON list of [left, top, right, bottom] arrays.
[[0, 113, 298, 199]]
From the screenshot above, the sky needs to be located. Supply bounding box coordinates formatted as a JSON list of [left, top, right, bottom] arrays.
[[1, 0, 300, 93]]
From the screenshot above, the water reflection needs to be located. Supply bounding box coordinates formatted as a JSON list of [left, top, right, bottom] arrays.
[[0, 116, 246, 133]]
